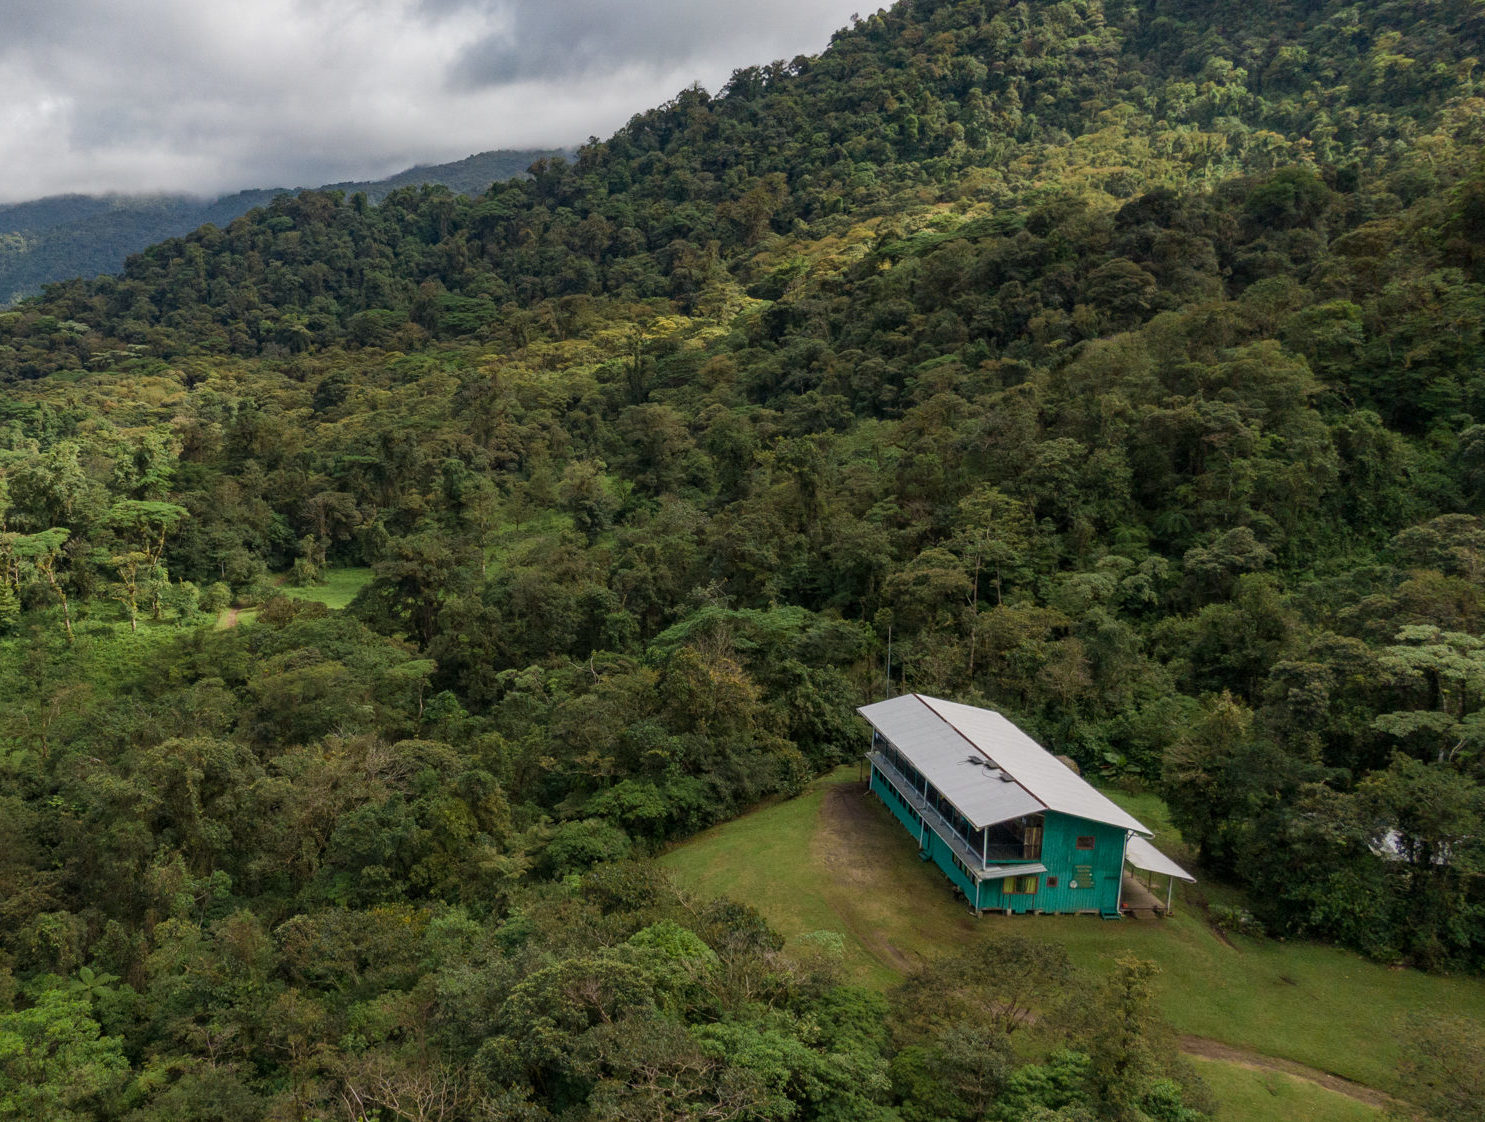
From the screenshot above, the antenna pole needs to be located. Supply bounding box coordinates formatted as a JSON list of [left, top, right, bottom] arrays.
[[885, 624, 892, 699]]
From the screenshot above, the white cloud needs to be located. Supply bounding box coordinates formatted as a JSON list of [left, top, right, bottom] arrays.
[[0, 0, 864, 203]]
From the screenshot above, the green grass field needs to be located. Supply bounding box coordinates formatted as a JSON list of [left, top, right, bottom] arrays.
[[276, 567, 374, 610], [660, 767, 1485, 1103], [214, 567, 375, 628], [1190, 1059, 1382, 1122]]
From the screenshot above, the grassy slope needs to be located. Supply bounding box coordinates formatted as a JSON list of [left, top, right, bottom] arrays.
[[660, 768, 1485, 1100], [1190, 1059, 1382, 1122]]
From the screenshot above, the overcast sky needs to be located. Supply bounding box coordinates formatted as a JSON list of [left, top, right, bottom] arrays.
[[0, 0, 866, 204]]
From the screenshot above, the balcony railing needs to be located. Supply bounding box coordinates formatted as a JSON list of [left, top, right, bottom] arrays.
[[870, 751, 1041, 877]]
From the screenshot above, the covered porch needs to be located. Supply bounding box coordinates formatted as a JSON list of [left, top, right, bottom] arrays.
[[1122, 835, 1196, 917]]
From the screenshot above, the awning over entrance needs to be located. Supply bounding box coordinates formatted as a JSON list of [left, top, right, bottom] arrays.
[[978, 861, 1048, 883], [1124, 836, 1195, 882]]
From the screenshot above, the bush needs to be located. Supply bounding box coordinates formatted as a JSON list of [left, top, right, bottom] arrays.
[[201, 582, 233, 614], [1209, 904, 1266, 939], [287, 557, 321, 587]]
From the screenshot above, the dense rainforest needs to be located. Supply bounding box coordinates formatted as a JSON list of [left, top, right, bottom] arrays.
[[3, 0, 1485, 1117], [0, 149, 568, 308]]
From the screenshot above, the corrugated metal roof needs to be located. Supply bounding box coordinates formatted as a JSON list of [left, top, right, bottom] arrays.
[[1124, 836, 1195, 881], [860, 697, 1044, 829], [858, 694, 1150, 834]]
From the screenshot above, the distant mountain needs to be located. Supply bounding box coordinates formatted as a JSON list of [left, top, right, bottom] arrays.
[[0, 148, 569, 305], [318, 150, 572, 201]]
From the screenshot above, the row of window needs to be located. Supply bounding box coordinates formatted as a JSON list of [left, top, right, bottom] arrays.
[[876, 762, 981, 886], [875, 735, 929, 798], [1001, 872, 1099, 897], [874, 736, 982, 852], [876, 784, 1102, 901]]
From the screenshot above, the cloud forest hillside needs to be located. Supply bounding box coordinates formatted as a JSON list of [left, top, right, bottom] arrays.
[[2, 0, 1485, 1118], [0, 149, 567, 308]]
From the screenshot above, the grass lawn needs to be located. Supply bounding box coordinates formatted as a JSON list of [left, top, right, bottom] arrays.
[[212, 568, 374, 629], [660, 767, 1485, 1096], [276, 567, 374, 610], [665, 783, 851, 940], [1191, 1058, 1382, 1122]]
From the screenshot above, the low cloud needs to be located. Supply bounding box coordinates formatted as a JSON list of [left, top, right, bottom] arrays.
[[0, 0, 862, 203], [449, 0, 848, 87]]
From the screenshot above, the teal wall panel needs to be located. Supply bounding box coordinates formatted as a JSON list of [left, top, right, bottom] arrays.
[[977, 812, 1127, 914]]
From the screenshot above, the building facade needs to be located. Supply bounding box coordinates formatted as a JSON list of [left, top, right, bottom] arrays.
[[860, 694, 1192, 916]]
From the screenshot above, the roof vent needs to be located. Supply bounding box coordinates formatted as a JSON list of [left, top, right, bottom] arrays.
[[965, 754, 1015, 782]]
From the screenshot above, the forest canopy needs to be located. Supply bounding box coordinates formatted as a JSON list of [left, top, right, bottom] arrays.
[[3, 0, 1485, 1118]]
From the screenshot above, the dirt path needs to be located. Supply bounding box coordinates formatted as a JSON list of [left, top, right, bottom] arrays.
[[220, 607, 240, 629], [1179, 1035, 1394, 1109], [810, 782, 947, 973]]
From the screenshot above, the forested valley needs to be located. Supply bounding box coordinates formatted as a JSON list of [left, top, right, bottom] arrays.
[[3, 0, 1485, 1117]]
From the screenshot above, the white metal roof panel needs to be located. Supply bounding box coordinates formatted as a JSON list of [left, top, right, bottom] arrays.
[[860, 697, 1044, 829], [860, 694, 1150, 835], [1125, 836, 1196, 882], [917, 695, 1150, 834]]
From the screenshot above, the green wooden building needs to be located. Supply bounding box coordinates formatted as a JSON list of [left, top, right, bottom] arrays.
[[859, 694, 1194, 917]]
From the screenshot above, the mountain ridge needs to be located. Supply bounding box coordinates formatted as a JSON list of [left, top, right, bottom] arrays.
[[0, 147, 571, 306]]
